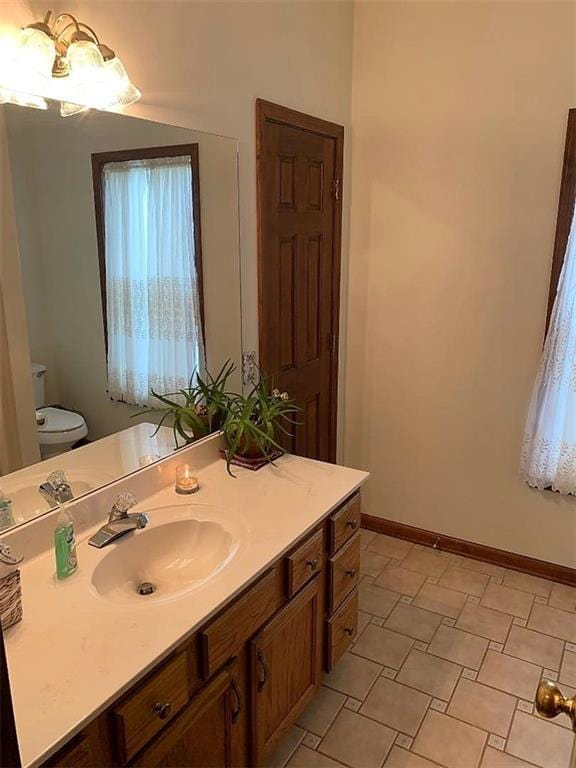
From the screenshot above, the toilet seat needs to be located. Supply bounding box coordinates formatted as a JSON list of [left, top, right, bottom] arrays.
[[36, 407, 88, 445]]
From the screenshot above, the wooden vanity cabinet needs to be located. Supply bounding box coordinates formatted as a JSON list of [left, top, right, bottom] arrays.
[[251, 577, 322, 764], [41, 492, 362, 768], [131, 660, 241, 768]]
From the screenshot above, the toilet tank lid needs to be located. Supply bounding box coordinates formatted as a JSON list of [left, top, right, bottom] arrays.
[[31, 363, 47, 375]]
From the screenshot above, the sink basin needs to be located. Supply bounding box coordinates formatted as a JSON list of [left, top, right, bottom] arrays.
[[90, 505, 242, 605]]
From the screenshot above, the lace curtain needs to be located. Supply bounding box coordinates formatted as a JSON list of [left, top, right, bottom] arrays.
[[103, 156, 205, 407], [521, 204, 576, 494]]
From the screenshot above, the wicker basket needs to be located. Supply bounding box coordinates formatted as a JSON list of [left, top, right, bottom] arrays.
[[0, 569, 22, 630]]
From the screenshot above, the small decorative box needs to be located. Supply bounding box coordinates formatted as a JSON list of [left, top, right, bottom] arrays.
[[0, 569, 22, 631]]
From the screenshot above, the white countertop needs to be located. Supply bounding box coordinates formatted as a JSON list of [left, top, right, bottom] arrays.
[[5, 452, 368, 768]]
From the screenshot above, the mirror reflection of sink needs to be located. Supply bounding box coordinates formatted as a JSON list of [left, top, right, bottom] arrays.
[[3, 470, 115, 525], [90, 505, 242, 605]]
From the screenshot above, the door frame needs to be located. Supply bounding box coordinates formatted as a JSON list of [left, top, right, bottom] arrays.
[[256, 99, 344, 462]]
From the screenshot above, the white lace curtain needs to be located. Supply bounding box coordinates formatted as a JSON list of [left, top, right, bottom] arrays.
[[521, 204, 576, 494], [103, 155, 205, 407]]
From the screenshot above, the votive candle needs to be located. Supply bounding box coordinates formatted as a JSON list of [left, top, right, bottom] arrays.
[[175, 464, 199, 494]]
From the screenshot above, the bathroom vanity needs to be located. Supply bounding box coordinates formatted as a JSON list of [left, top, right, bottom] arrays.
[[3, 437, 368, 768]]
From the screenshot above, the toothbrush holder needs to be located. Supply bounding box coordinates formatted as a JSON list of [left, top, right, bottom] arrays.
[[0, 569, 22, 630]]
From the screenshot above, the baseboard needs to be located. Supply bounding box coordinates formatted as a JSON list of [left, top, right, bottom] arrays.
[[361, 513, 576, 588]]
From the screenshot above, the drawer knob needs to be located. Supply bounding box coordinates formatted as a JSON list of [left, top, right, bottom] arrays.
[[154, 702, 172, 720], [306, 558, 319, 571], [345, 568, 356, 578], [344, 626, 354, 637], [346, 520, 358, 530]]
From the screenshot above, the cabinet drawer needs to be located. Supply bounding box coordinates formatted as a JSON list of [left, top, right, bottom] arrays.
[[200, 565, 284, 679], [326, 588, 359, 671], [285, 528, 324, 597], [111, 650, 189, 764], [328, 494, 361, 555], [328, 533, 360, 613]]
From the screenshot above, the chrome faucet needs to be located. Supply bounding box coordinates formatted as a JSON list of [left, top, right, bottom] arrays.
[[39, 470, 74, 507], [88, 492, 149, 548]]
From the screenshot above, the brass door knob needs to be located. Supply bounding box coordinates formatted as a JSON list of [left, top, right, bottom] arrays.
[[535, 680, 576, 731]]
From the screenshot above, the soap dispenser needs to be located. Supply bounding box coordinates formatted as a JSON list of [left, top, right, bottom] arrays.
[[0, 490, 14, 532], [54, 503, 78, 580]]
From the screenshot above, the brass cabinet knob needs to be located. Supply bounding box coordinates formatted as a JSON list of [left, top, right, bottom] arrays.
[[345, 568, 356, 578], [306, 558, 319, 571], [346, 520, 358, 530], [535, 680, 576, 731], [154, 702, 172, 720], [344, 626, 354, 637]]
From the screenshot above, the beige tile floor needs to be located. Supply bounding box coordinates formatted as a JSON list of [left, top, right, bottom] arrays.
[[267, 531, 576, 768]]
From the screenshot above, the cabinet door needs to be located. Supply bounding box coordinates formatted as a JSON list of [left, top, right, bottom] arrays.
[[251, 578, 321, 765], [132, 664, 242, 768]]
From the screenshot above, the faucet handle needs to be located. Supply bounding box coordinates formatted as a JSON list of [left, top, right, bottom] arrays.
[[46, 470, 68, 488], [113, 493, 137, 514]]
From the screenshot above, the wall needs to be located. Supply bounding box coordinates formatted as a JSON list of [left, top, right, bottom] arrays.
[[26, 0, 355, 452], [347, 1, 576, 567], [6, 109, 242, 441], [0, 1, 40, 473]]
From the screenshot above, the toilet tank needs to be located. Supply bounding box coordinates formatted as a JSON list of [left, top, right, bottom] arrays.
[[31, 363, 47, 409]]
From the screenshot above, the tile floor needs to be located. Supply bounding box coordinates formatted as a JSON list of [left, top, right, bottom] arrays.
[[267, 531, 576, 768]]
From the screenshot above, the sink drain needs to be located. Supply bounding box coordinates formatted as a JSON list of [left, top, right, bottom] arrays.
[[137, 581, 156, 596]]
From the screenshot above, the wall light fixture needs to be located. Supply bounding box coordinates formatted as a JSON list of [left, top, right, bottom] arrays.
[[0, 10, 141, 117]]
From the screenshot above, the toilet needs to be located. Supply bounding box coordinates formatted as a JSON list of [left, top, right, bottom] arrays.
[[31, 363, 88, 460]]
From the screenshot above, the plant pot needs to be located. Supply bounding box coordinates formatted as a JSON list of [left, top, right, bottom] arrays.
[[234, 433, 267, 459], [198, 410, 223, 435]]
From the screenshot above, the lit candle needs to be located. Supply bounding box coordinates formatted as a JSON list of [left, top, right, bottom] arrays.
[[175, 464, 199, 494]]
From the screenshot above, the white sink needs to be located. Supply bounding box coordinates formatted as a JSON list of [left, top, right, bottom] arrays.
[[90, 504, 243, 605]]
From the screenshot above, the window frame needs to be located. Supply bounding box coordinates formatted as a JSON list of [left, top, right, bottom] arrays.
[[90, 143, 205, 355], [545, 109, 576, 331]]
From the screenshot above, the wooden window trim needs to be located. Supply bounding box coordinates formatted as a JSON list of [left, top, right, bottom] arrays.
[[90, 143, 205, 354], [545, 109, 576, 331]]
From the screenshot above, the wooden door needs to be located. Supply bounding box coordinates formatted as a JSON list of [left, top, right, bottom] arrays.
[[257, 100, 344, 462], [132, 664, 242, 768], [251, 578, 321, 765]]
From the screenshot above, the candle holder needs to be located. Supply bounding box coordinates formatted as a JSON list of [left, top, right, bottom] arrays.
[[175, 464, 199, 495]]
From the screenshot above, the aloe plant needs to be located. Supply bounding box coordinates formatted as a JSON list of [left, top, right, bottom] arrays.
[[222, 373, 300, 476], [134, 360, 236, 449]]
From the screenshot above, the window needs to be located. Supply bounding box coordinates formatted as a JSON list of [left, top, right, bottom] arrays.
[[92, 145, 205, 407], [521, 110, 576, 493]]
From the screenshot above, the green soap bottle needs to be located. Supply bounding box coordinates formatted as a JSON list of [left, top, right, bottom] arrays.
[[54, 505, 78, 580]]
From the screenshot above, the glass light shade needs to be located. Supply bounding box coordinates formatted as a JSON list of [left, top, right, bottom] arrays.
[[66, 40, 109, 108], [60, 100, 89, 117], [12, 27, 55, 78], [101, 56, 141, 108], [0, 87, 47, 110], [0, 27, 54, 106]]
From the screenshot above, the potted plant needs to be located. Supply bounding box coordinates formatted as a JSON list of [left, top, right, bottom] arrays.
[[222, 374, 300, 476], [135, 360, 236, 448]]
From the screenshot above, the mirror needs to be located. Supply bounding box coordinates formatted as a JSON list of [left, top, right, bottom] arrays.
[[0, 104, 242, 530]]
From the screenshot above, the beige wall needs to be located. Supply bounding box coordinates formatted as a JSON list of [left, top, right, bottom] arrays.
[[347, 1, 576, 567], [1, 0, 354, 463], [0, 0, 40, 473], [27, 0, 354, 446]]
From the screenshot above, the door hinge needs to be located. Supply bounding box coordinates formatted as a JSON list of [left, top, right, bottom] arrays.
[[332, 178, 341, 201]]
